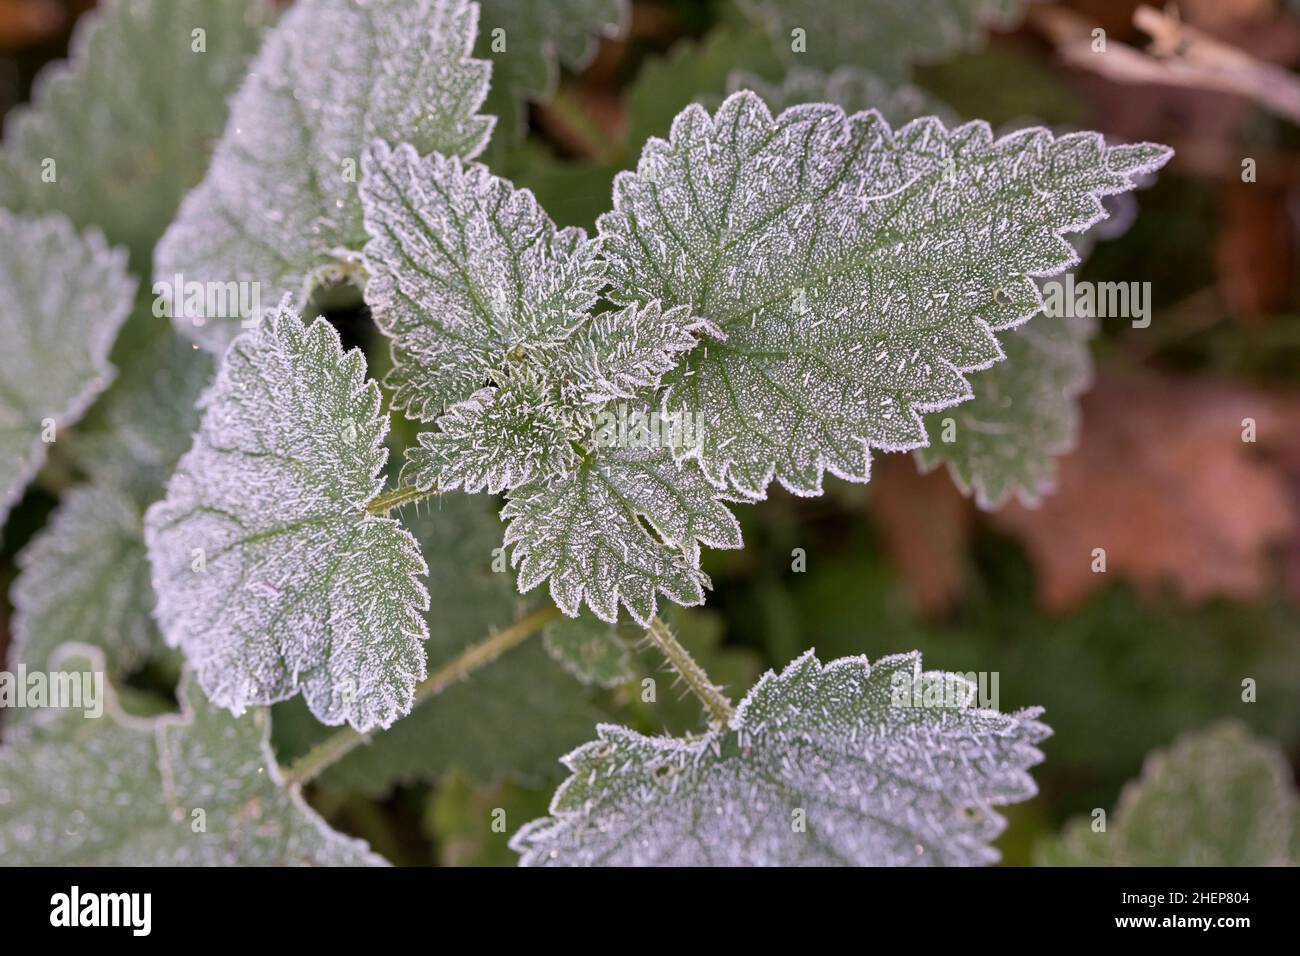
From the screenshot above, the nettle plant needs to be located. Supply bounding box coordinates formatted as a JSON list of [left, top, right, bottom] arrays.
[[0, 0, 1173, 866]]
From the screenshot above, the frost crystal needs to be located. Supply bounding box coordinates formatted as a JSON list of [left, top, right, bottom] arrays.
[[917, 311, 1097, 509], [1038, 722, 1299, 866], [598, 92, 1172, 498], [513, 649, 1050, 866], [0, 644, 385, 865], [503, 446, 742, 625], [737, 0, 1033, 78], [156, 0, 494, 352], [0, 212, 135, 529], [0, 0, 271, 270], [144, 306, 430, 731]]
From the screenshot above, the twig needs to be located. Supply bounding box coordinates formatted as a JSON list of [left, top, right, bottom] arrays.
[[1032, 4, 1300, 125]]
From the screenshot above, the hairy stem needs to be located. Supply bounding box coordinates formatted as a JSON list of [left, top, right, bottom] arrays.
[[645, 615, 735, 726], [364, 482, 438, 516], [281, 605, 561, 787]]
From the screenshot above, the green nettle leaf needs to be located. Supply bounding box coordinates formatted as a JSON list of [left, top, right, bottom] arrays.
[[542, 614, 635, 688], [361, 140, 738, 622], [513, 650, 1050, 866], [405, 369, 586, 494], [623, 22, 781, 149], [495, 21, 781, 233], [69, 314, 214, 503], [9, 486, 157, 680], [282, 492, 605, 796], [916, 311, 1096, 509], [144, 305, 430, 731], [503, 446, 742, 624], [0, 645, 384, 865], [8, 317, 212, 688], [729, 66, 957, 127], [1037, 722, 1299, 867], [0, 212, 135, 528], [737, 0, 1034, 78], [598, 92, 1172, 498], [397, 297, 706, 496], [0, 0, 272, 271], [478, 0, 628, 140], [360, 140, 605, 422], [156, 0, 494, 353]]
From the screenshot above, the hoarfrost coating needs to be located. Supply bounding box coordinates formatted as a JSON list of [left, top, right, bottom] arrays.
[[144, 307, 430, 732], [513, 649, 1051, 866]]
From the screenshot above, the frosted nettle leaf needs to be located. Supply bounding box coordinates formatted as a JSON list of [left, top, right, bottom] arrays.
[[478, 0, 628, 140], [9, 319, 211, 685], [737, 0, 1033, 78], [9, 321, 212, 688], [144, 305, 430, 731], [9, 487, 158, 684], [1037, 722, 1299, 867], [0, 212, 135, 529], [729, 66, 957, 126], [0, 644, 385, 865], [360, 141, 603, 419], [404, 370, 585, 495], [71, 315, 214, 502], [363, 143, 734, 623], [157, 0, 494, 352], [543, 614, 635, 688], [564, 302, 710, 405], [916, 311, 1096, 509], [0, 0, 271, 270], [598, 92, 1172, 498], [279, 492, 605, 795], [512, 649, 1050, 866], [502, 446, 742, 625]]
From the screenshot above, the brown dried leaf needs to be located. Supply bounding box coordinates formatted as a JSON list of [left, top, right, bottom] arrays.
[[869, 455, 972, 615], [995, 374, 1297, 608]]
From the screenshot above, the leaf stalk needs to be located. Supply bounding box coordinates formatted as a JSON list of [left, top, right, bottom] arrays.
[[644, 615, 736, 727], [364, 482, 438, 516], [281, 605, 561, 787]]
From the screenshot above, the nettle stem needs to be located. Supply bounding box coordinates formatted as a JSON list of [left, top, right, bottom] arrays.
[[281, 605, 560, 787], [365, 482, 439, 516], [645, 615, 735, 726]]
